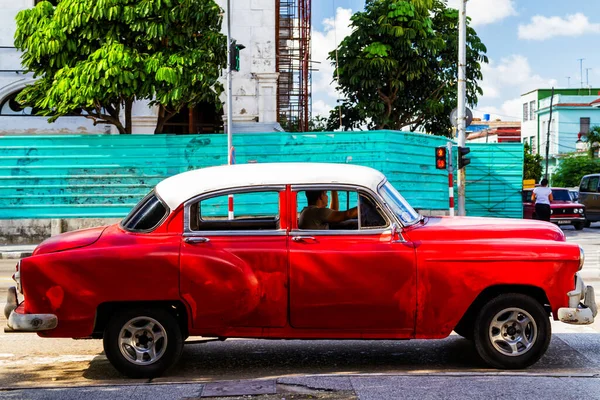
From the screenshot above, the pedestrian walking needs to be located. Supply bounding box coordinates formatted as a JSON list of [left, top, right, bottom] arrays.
[[531, 178, 553, 222]]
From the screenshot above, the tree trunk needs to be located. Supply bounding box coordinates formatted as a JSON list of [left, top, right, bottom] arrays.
[[155, 105, 166, 134], [124, 99, 133, 134]]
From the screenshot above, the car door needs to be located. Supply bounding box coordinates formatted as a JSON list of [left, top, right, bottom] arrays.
[[180, 186, 289, 330], [288, 185, 417, 336], [589, 176, 600, 220]]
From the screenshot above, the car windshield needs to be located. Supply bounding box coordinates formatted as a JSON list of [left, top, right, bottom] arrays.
[[378, 181, 420, 226], [551, 189, 571, 201]]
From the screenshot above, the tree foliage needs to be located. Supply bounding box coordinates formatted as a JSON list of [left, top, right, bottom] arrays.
[[523, 143, 543, 182], [327, 0, 487, 135], [552, 155, 600, 187], [586, 126, 600, 158], [15, 0, 226, 134]]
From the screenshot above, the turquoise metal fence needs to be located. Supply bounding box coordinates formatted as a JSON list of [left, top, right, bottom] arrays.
[[0, 131, 521, 219], [463, 143, 524, 218]]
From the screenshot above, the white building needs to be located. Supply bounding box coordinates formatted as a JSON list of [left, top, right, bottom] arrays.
[[0, 0, 288, 135]]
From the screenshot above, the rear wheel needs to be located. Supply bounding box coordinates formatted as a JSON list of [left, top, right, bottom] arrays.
[[573, 221, 585, 230], [473, 294, 550, 369], [103, 307, 183, 378]]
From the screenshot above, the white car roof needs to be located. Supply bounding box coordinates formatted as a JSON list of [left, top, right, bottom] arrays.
[[156, 163, 387, 210]]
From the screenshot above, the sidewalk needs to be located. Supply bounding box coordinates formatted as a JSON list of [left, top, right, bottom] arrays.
[[0, 245, 36, 260]]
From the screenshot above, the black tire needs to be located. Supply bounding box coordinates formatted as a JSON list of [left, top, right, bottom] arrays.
[[473, 293, 550, 369], [103, 307, 183, 378], [573, 221, 585, 230], [585, 220, 591, 228]]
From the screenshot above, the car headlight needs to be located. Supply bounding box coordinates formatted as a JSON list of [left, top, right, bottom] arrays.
[[579, 245, 585, 271], [550, 209, 553, 214], [580, 208, 585, 214]]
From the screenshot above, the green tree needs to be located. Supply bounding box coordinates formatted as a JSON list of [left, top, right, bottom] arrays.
[[552, 155, 600, 187], [328, 0, 487, 134], [523, 142, 543, 182], [15, 0, 226, 134], [586, 126, 600, 158]]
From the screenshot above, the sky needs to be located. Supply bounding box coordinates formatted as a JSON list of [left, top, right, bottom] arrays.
[[311, 0, 600, 122]]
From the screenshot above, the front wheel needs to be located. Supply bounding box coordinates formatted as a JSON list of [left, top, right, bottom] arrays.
[[573, 221, 585, 230], [473, 294, 550, 369], [103, 308, 183, 378]]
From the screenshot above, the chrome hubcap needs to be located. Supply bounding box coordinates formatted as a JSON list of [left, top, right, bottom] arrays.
[[118, 316, 167, 365], [489, 308, 537, 357]]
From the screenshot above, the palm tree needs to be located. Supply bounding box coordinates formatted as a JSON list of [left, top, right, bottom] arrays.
[[587, 126, 600, 158]]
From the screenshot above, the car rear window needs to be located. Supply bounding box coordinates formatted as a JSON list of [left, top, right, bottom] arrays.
[[121, 192, 168, 232]]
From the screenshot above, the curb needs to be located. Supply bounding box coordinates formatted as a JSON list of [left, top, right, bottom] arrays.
[[0, 251, 33, 260]]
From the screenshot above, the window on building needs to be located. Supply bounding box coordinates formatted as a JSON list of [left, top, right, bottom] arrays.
[[529, 100, 535, 120], [523, 103, 528, 122], [580, 117, 591, 134]]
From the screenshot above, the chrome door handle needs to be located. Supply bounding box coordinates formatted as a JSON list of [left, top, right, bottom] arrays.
[[185, 237, 210, 244], [292, 236, 316, 242]]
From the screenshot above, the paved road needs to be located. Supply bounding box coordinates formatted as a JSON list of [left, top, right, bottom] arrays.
[[0, 224, 599, 399]]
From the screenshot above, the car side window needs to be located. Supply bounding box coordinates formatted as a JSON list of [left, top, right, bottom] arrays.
[[296, 189, 388, 231], [590, 176, 600, 193], [190, 191, 281, 231], [580, 178, 589, 192]]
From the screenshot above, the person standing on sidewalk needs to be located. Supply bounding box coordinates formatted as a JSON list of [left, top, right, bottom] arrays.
[[532, 178, 553, 222]]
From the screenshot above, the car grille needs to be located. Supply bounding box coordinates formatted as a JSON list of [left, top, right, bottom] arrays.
[[553, 208, 578, 216]]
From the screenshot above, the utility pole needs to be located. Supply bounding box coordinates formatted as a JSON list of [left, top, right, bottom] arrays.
[[457, 0, 467, 216], [545, 87, 555, 179], [578, 58, 585, 89], [226, 0, 234, 220], [566, 76, 570, 88], [226, 0, 233, 166]]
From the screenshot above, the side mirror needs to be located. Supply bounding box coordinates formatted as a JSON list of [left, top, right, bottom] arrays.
[[391, 223, 403, 243]]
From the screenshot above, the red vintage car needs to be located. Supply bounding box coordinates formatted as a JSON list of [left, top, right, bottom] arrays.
[[4, 163, 597, 378], [522, 188, 586, 230]]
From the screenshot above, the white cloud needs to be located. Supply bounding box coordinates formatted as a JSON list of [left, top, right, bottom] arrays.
[[312, 100, 333, 118], [518, 13, 600, 41], [311, 7, 354, 105], [479, 55, 557, 99], [474, 99, 522, 121], [476, 55, 557, 121], [446, 0, 517, 27]]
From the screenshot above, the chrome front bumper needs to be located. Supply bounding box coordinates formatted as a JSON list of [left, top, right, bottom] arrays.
[[558, 274, 598, 325], [4, 286, 57, 332]]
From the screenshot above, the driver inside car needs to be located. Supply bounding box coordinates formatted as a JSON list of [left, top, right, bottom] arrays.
[[298, 190, 358, 230]]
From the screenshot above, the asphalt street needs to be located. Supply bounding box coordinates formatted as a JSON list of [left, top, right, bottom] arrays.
[[0, 223, 599, 399]]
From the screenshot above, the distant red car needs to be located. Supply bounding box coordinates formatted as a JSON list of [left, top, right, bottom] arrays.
[[4, 164, 597, 378], [522, 188, 586, 230]]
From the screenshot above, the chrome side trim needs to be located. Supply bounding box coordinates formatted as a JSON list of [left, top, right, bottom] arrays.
[[183, 230, 287, 237]]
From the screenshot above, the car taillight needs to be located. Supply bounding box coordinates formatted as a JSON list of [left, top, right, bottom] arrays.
[[12, 260, 21, 294]]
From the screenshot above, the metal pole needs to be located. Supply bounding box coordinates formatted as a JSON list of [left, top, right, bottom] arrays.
[[544, 87, 554, 179], [578, 58, 584, 89], [226, 0, 233, 166], [226, 0, 234, 220], [457, 0, 467, 216], [447, 142, 455, 217]]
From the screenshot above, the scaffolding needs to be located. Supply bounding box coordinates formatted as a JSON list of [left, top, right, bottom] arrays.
[[276, 0, 311, 132]]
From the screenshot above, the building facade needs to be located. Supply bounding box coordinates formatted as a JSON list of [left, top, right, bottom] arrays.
[[521, 88, 600, 174], [0, 0, 304, 135]]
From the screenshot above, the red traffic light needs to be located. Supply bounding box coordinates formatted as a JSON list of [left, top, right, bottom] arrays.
[[435, 146, 447, 170]]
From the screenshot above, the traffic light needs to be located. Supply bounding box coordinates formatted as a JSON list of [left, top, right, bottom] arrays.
[[435, 146, 447, 170], [229, 41, 245, 71], [458, 146, 471, 169]]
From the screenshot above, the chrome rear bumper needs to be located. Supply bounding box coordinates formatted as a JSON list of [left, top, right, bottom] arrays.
[[4, 286, 57, 333]]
